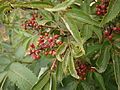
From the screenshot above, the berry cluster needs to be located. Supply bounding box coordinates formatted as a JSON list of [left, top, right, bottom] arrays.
[[96, 0, 109, 16], [27, 33, 63, 60], [104, 26, 120, 40], [75, 61, 96, 80], [21, 13, 43, 30]]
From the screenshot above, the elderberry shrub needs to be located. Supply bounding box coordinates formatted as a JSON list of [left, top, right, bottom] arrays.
[[96, 0, 110, 16]]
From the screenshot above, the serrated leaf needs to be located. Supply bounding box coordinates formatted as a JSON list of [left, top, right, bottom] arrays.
[[32, 71, 50, 90], [68, 54, 79, 79], [56, 43, 67, 62], [8, 62, 38, 90], [100, 0, 120, 26], [112, 53, 120, 89], [45, 0, 75, 11], [11, 1, 52, 9], [94, 72, 106, 90], [96, 46, 111, 73], [66, 8, 99, 26]]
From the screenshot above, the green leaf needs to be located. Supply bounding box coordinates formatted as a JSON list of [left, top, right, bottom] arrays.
[[62, 16, 82, 43], [66, 8, 99, 26], [0, 71, 7, 84], [56, 62, 63, 82], [86, 44, 102, 56], [100, 0, 120, 26], [81, 82, 91, 90], [81, 24, 93, 42], [92, 26, 102, 42], [96, 46, 111, 73], [15, 45, 26, 59], [62, 50, 70, 74], [8, 62, 38, 90], [42, 80, 51, 90], [56, 43, 67, 62], [11, 1, 53, 9], [51, 73, 57, 90], [32, 71, 50, 90], [112, 53, 120, 89], [94, 72, 106, 90], [68, 53, 79, 79], [45, 0, 75, 11]]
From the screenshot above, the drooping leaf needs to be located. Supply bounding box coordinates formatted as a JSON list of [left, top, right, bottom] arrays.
[[62, 16, 82, 43], [56, 62, 63, 82], [100, 0, 120, 26], [32, 71, 50, 90], [62, 50, 70, 74], [96, 46, 111, 73], [45, 0, 75, 11], [8, 62, 38, 90], [68, 53, 79, 79], [51, 73, 57, 90], [112, 53, 120, 90], [93, 72, 106, 90]]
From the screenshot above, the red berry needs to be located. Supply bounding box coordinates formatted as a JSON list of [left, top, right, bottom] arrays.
[[52, 50, 56, 56], [49, 50, 53, 55], [112, 27, 117, 31], [36, 55, 40, 60], [35, 50, 40, 54], [104, 30, 109, 36], [96, 11, 101, 15], [108, 34, 113, 40], [54, 35, 59, 39], [96, 5, 100, 8], [100, 5, 106, 9], [44, 51, 49, 55], [45, 33, 49, 36], [30, 43, 35, 48]]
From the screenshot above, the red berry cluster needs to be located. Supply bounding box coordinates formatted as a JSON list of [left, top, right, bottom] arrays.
[[75, 61, 96, 80], [27, 33, 63, 60], [21, 13, 43, 30], [104, 26, 120, 40], [96, 0, 109, 16]]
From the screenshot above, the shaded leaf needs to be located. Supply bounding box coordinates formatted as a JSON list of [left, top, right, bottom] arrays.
[[96, 46, 111, 73], [94, 72, 106, 90], [112, 53, 120, 89]]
